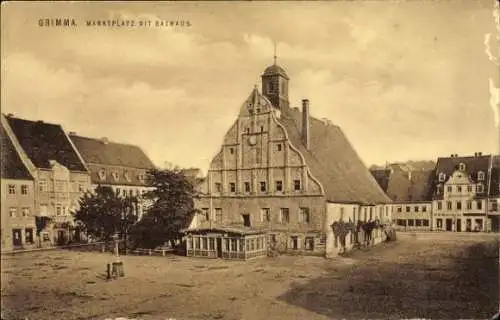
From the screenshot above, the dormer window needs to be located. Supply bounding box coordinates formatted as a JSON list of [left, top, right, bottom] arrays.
[[112, 172, 119, 181], [478, 171, 485, 181], [98, 169, 106, 180], [124, 171, 131, 182], [138, 174, 146, 183], [438, 172, 446, 182], [459, 163, 466, 171]]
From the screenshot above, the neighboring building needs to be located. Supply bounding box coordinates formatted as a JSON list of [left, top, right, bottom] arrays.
[[1, 121, 36, 251], [2, 114, 92, 245], [432, 153, 491, 232], [69, 134, 156, 220], [371, 163, 434, 231], [189, 62, 392, 259], [487, 155, 500, 232]]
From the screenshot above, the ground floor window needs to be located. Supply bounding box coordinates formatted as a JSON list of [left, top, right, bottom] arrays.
[[436, 219, 443, 229], [304, 237, 314, 251], [397, 219, 405, 226], [407, 219, 414, 227], [423, 220, 429, 227], [12, 229, 22, 246], [416, 219, 422, 227], [25, 228, 34, 244]]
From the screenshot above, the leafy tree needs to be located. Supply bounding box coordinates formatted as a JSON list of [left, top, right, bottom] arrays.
[[331, 219, 356, 254], [73, 185, 138, 244], [129, 168, 199, 249]]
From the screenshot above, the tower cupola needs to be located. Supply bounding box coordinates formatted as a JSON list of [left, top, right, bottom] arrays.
[[261, 43, 289, 110]]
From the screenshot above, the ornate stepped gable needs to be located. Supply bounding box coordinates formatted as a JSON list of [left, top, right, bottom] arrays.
[[204, 86, 391, 205]]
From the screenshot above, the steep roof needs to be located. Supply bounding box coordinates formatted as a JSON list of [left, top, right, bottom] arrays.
[[279, 107, 391, 205], [371, 165, 434, 202], [262, 63, 289, 80], [435, 155, 491, 183], [1, 122, 33, 180], [69, 135, 155, 169], [5, 116, 87, 172]]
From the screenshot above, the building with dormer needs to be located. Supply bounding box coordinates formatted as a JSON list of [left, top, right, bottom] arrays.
[[1, 121, 36, 251], [432, 153, 491, 232], [1, 114, 92, 246], [186, 61, 392, 259], [69, 134, 156, 220]]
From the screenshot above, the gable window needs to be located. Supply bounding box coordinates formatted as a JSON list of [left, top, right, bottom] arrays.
[[397, 206, 402, 213], [8, 184, 15, 195], [39, 180, 47, 192], [447, 201, 452, 210], [467, 185, 473, 192], [9, 208, 16, 217], [437, 201, 442, 210], [124, 171, 131, 182], [422, 206, 427, 212], [457, 186, 462, 193], [438, 172, 446, 182], [98, 169, 106, 180], [229, 183, 236, 193], [447, 186, 452, 193], [244, 182, 251, 193], [21, 185, 28, 195], [275, 180, 283, 192], [242, 214, 251, 227], [280, 208, 290, 223], [476, 184, 484, 193], [22, 207, 30, 216], [478, 171, 485, 181], [215, 208, 223, 223], [229, 147, 234, 154], [215, 183, 222, 193], [459, 163, 466, 171], [261, 208, 270, 222], [299, 207, 310, 223], [293, 180, 301, 191], [277, 144, 282, 151], [260, 181, 267, 192]]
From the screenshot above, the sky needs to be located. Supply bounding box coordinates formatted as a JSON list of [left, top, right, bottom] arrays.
[[1, 1, 499, 173]]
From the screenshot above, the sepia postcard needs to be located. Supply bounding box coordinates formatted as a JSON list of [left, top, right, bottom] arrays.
[[1, 1, 499, 320]]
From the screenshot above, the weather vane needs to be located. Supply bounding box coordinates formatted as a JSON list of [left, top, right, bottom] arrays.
[[273, 40, 278, 65]]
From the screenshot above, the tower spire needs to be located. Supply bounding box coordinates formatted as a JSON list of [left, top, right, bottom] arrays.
[[273, 40, 277, 65]]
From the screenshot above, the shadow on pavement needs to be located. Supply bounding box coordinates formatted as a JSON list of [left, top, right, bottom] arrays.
[[278, 239, 499, 319]]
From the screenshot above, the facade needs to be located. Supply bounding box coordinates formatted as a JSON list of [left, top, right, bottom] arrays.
[[69, 134, 156, 220], [191, 62, 392, 258], [2, 114, 92, 245], [371, 164, 434, 231], [432, 154, 491, 232], [1, 122, 36, 251], [487, 155, 500, 231]]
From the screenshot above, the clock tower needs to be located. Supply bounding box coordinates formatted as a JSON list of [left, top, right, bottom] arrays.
[[261, 48, 289, 110]]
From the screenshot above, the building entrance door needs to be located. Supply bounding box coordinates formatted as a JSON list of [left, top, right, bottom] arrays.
[[445, 219, 453, 231], [456, 219, 462, 232]]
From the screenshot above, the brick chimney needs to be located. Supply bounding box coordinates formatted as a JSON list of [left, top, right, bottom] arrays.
[[302, 99, 310, 149]]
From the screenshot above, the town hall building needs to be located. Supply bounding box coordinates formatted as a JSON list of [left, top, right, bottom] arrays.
[[185, 61, 392, 259]]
